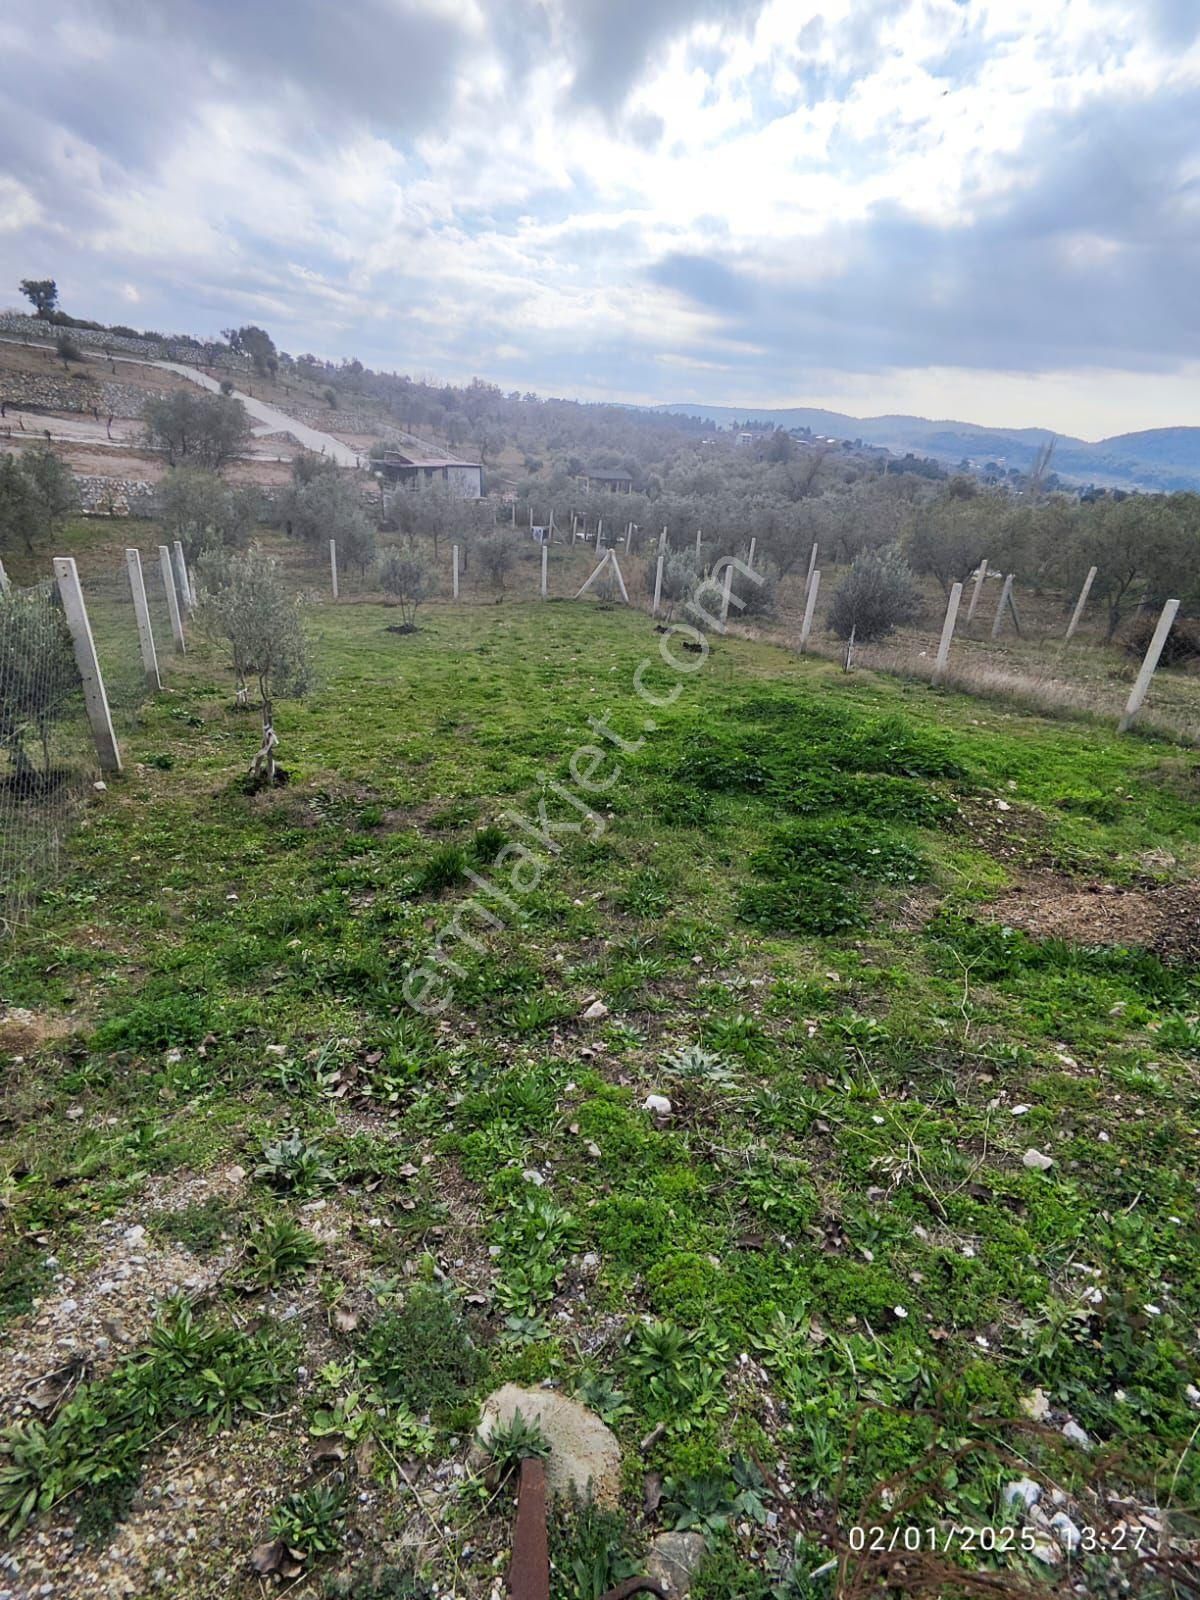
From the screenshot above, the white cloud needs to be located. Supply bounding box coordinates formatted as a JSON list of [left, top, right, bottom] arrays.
[[0, 178, 40, 233], [0, 0, 1197, 433]]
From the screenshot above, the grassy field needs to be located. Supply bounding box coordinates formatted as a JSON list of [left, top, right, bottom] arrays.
[[2, 573, 1200, 1596]]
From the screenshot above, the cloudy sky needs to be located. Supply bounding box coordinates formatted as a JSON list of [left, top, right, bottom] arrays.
[[2, 0, 1198, 438]]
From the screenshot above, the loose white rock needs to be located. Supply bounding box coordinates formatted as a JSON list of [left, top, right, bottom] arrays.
[[1062, 1419, 1090, 1449], [1023, 1148, 1054, 1171], [1003, 1478, 1042, 1510], [1030, 1536, 1061, 1567], [581, 1000, 608, 1021], [643, 1094, 672, 1117], [1019, 1388, 1051, 1422], [1050, 1513, 1081, 1552]]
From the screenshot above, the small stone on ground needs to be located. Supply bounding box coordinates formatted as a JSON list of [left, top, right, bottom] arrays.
[[475, 1384, 620, 1505], [646, 1530, 707, 1596]]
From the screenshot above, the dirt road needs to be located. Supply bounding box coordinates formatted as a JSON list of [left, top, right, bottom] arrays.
[[145, 361, 360, 466]]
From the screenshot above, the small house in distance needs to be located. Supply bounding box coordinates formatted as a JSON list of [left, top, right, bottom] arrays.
[[373, 450, 482, 499], [579, 469, 633, 494]]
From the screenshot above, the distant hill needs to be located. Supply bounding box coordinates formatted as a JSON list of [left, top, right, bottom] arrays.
[[649, 403, 1200, 492]]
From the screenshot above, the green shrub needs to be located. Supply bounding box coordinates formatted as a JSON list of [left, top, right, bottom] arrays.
[[827, 545, 922, 642], [360, 1286, 486, 1420]]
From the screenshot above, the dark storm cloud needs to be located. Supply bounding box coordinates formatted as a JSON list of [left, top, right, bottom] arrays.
[[646, 80, 1200, 380], [563, 0, 769, 111]]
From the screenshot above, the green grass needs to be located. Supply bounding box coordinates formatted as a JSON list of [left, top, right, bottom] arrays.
[[2, 594, 1200, 1593]]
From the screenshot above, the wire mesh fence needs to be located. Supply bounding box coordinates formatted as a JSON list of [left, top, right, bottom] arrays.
[[0, 578, 90, 937], [79, 549, 176, 730], [0, 544, 187, 936]]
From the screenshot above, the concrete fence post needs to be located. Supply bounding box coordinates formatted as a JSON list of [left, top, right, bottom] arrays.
[[747, 536, 756, 568], [991, 573, 1015, 639], [172, 541, 193, 610], [53, 557, 122, 774], [329, 538, 339, 600], [652, 552, 664, 618], [597, 519, 604, 552], [799, 569, 820, 652], [452, 544, 460, 599], [658, 524, 668, 556], [720, 559, 733, 625], [1119, 597, 1179, 733], [966, 558, 987, 622], [541, 543, 548, 599], [0, 559, 9, 594], [125, 548, 162, 691], [695, 528, 702, 563], [625, 521, 633, 552], [1065, 565, 1098, 643], [932, 581, 963, 686], [158, 545, 186, 653], [804, 542, 819, 596]]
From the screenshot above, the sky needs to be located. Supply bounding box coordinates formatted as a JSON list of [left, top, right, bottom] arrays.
[[1, 0, 1199, 440]]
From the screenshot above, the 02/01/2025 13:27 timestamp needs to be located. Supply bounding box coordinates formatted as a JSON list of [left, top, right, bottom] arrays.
[[848, 1524, 1150, 1554]]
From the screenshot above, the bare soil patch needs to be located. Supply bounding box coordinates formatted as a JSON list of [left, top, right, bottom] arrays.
[[0, 1007, 75, 1056], [988, 871, 1200, 963]]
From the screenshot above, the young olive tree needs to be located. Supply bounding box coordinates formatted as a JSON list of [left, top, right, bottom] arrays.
[[376, 547, 431, 629], [0, 588, 79, 787], [194, 549, 312, 786], [827, 545, 923, 642]]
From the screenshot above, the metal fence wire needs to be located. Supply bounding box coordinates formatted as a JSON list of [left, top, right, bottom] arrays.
[[0, 579, 90, 937]]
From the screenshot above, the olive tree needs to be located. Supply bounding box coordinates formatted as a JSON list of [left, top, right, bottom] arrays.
[[827, 545, 923, 642], [0, 448, 77, 558], [143, 391, 252, 472], [19, 279, 57, 318], [155, 468, 260, 559], [284, 474, 376, 576], [0, 588, 79, 786], [376, 547, 431, 629], [476, 531, 521, 594], [194, 549, 312, 786]]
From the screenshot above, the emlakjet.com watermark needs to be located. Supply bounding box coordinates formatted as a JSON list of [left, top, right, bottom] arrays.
[[402, 557, 762, 1015]]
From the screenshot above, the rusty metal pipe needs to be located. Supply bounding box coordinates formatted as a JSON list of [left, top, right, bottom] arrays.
[[508, 1457, 549, 1600], [506, 1456, 666, 1600]]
